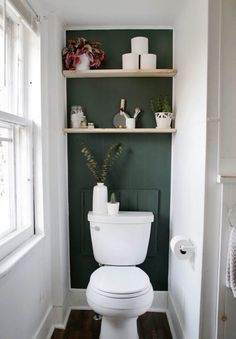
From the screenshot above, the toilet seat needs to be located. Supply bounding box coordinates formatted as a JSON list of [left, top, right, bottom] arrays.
[[89, 266, 151, 298]]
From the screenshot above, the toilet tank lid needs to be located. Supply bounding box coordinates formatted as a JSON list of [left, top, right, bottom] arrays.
[[88, 211, 154, 223]]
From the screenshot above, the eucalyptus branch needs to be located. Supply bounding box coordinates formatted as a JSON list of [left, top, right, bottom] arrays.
[[80, 142, 124, 183]]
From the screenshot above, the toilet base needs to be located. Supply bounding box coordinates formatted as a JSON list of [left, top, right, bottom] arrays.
[[100, 316, 139, 339]]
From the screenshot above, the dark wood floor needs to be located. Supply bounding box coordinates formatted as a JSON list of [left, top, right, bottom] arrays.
[[51, 310, 172, 339]]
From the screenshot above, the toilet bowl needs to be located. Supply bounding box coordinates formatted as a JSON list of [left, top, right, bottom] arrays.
[[87, 211, 154, 339]]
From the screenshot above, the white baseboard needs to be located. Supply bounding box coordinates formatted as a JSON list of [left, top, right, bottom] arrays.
[[34, 290, 182, 339], [33, 306, 54, 339], [68, 288, 168, 312], [33, 292, 71, 339], [167, 293, 185, 339]]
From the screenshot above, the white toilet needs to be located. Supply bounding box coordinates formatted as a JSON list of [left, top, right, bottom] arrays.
[[86, 211, 154, 339]]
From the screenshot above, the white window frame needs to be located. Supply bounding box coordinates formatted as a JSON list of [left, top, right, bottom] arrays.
[[0, 111, 34, 261]]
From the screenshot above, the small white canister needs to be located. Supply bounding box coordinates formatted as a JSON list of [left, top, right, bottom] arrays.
[[126, 118, 136, 129], [131, 37, 148, 54], [140, 54, 157, 70], [122, 53, 139, 70]]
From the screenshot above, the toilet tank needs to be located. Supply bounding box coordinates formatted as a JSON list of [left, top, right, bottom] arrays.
[[88, 211, 154, 265]]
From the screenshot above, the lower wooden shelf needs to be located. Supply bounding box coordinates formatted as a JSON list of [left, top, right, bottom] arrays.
[[64, 128, 176, 134]]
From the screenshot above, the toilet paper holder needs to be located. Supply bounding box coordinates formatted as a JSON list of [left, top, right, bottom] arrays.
[[170, 236, 195, 260], [179, 243, 195, 254]]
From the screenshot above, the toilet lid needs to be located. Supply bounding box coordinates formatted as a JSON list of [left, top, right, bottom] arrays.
[[90, 266, 150, 295]]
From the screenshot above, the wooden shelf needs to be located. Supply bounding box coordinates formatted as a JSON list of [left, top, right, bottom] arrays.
[[63, 69, 177, 78], [64, 128, 176, 134]]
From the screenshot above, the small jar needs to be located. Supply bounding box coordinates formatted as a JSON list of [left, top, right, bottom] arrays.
[[71, 105, 84, 128]]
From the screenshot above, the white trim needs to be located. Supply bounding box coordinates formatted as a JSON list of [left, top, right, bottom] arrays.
[[0, 110, 31, 125], [33, 306, 54, 339], [68, 288, 168, 312], [0, 234, 44, 279], [33, 290, 184, 339], [167, 293, 185, 339], [217, 174, 236, 184], [66, 25, 174, 31]]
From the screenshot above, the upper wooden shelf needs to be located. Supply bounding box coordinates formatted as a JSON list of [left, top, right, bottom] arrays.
[[63, 69, 177, 78], [64, 128, 176, 134]]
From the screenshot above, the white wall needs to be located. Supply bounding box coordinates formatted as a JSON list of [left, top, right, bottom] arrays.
[[199, 0, 222, 338], [219, 0, 236, 175], [44, 15, 69, 311], [168, 1, 208, 338]]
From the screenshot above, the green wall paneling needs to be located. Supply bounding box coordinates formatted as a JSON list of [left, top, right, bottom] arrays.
[[66, 29, 173, 291], [66, 29, 173, 69], [68, 133, 171, 290]]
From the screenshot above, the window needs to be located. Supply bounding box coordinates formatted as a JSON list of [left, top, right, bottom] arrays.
[[0, 0, 39, 260]]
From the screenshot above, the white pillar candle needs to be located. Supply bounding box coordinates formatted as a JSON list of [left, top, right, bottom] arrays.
[[122, 53, 139, 70], [140, 53, 157, 70], [131, 36, 148, 54]]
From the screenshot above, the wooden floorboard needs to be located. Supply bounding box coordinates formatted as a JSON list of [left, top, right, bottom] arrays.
[[51, 310, 172, 339]]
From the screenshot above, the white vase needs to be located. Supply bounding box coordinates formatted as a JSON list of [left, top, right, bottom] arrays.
[[76, 54, 90, 71], [92, 183, 108, 215]]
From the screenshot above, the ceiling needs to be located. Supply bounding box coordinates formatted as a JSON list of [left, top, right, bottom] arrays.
[[33, 0, 187, 27]]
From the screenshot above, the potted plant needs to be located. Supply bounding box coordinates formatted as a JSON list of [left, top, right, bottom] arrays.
[[150, 96, 172, 128], [62, 37, 105, 70], [80, 143, 124, 215], [107, 193, 120, 215]]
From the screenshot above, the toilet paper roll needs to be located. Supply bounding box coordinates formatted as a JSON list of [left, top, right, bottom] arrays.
[[170, 236, 194, 260], [131, 37, 148, 54], [122, 53, 139, 70], [140, 54, 157, 70]]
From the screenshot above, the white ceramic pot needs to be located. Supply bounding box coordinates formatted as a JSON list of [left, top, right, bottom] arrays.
[[126, 118, 136, 129], [93, 183, 108, 215], [155, 112, 171, 128], [76, 54, 90, 71], [107, 202, 120, 215]]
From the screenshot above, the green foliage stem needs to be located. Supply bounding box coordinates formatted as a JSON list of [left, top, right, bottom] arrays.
[[80, 142, 124, 183]]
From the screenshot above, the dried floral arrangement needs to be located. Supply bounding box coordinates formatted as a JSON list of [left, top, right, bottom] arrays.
[[80, 143, 124, 183], [62, 37, 105, 70]]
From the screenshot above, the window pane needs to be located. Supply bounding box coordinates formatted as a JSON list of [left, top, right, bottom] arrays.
[[0, 125, 15, 239]]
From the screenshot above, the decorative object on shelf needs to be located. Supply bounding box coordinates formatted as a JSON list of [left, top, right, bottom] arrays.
[[76, 53, 90, 70], [122, 107, 141, 129], [93, 182, 108, 215], [131, 36, 148, 54], [113, 98, 127, 128], [107, 192, 120, 215], [70, 105, 85, 128], [88, 122, 95, 129], [62, 37, 105, 70], [126, 118, 135, 129], [140, 54, 157, 70], [80, 114, 87, 128], [155, 112, 171, 128], [150, 96, 172, 128], [80, 143, 124, 214], [121, 36, 158, 71], [122, 53, 139, 70]]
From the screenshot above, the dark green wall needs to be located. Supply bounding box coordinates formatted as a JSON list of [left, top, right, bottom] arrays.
[[67, 29, 173, 290]]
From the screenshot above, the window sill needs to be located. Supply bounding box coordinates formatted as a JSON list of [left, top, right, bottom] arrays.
[[0, 234, 44, 279]]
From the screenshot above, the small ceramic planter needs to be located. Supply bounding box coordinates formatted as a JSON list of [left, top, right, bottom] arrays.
[[107, 202, 120, 215], [155, 112, 172, 128], [126, 118, 136, 129], [76, 54, 90, 70]]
